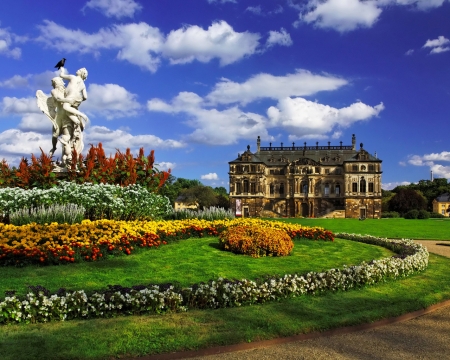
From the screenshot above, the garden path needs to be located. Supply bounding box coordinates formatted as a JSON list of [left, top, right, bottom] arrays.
[[146, 240, 450, 360]]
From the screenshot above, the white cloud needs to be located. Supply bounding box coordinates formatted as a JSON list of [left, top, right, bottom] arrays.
[[0, 27, 22, 59], [379, 0, 448, 10], [83, 83, 141, 119], [299, 0, 382, 32], [201, 172, 219, 180], [0, 126, 184, 166], [267, 97, 384, 138], [405, 49, 414, 56], [266, 28, 293, 48], [157, 162, 175, 171], [296, 0, 449, 33], [82, 0, 142, 19], [148, 92, 272, 145], [208, 0, 236, 3], [423, 35, 450, 54], [0, 129, 50, 165], [408, 152, 450, 179], [36, 21, 164, 72], [206, 70, 348, 105], [423, 36, 450, 54], [382, 181, 412, 190], [162, 21, 260, 66], [18, 114, 53, 133], [1, 96, 39, 115], [246, 6, 263, 15], [0, 70, 60, 89], [36, 20, 263, 71], [86, 126, 185, 152], [0, 75, 30, 88]]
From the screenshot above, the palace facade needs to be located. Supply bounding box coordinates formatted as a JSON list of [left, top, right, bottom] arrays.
[[229, 135, 382, 219]]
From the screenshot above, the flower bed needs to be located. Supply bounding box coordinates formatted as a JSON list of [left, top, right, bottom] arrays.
[[219, 225, 294, 257], [0, 219, 332, 266], [0, 233, 429, 324]]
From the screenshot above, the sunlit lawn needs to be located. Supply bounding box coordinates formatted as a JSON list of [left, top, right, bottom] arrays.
[[275, 218, 450, 240]]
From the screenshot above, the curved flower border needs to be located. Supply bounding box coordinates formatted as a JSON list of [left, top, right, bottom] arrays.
[[0, 233, 429, 324]]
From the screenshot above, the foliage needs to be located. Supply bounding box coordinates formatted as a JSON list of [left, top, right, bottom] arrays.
[[66, 144, 170, 191], [388, 188, 427, 215], [9, 203, 85, 226], [219, 225, 294, 258], [179, 185, 218, 209], [381, 211, 400, 218], [381, 189, 395, 212], [429, 212, 446, 218], [404, 209, 419, 219], [0, 182, 172, 222], [158, 176, 202, 205], [417, 209, 430, 219], [164, 207, 235, 220], [0, 144, 170, 192], [391, 178, 450, 212], [0, 233, 428, 325]]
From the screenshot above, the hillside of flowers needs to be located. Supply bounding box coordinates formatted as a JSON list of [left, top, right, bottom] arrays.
[[0, 233, 429, 324], [0, 218, 333, 266]]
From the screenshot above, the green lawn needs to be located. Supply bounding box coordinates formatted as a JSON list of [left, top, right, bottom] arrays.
[[274, 218, 450, 240], [1, 253, 449, 360], [0, 237, 392, 297], [1, 221, 450, 360]]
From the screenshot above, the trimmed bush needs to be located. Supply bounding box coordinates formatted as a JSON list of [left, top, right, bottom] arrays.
[[404, 209, 419, 219], [417, 209, 430, 219], [381, 211, 400, 218], [429, 212, 445, 218], [218, 225, 294, 258]]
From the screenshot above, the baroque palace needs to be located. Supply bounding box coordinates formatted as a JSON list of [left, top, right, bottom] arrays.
[[229, 134, 382, 219]]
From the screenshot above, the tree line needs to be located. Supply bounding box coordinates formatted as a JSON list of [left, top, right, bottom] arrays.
[[158, 175, 229, 209], [382, 178, 450, 217]]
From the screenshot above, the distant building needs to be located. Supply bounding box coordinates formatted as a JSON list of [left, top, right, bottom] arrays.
[[174, 196, 198, 211], [229, 134, 382, 218], [432, 193, 450, 217]]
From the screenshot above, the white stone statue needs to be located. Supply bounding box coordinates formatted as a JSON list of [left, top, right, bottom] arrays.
[[36, 67, 88, 169]]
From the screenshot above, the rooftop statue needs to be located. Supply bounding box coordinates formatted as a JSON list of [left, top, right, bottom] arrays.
[[36, 65, 88, 170]]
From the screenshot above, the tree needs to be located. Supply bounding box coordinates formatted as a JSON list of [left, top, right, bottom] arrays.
[[179, 185, 218, 209], [213, 187, 228, 196], [158, 176, 202, 205], [388, 188, 427, 215]]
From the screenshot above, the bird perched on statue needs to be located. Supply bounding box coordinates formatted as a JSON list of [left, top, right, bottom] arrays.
[[54, 58, 66, 70]]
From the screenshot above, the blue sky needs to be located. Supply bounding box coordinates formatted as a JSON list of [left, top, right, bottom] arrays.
[[0, 0, 449, 190]]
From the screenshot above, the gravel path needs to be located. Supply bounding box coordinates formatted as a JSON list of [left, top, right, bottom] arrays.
[[184, 240, 450, 360]]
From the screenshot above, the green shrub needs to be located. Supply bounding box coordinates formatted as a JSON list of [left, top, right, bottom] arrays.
[[9, 203, 85, 226], [429, 212, 445, 218], [417, 210, 430, 219], [381, 211, 400, 218], [404, 209, 419, 219], [218, 225, 294, 258]]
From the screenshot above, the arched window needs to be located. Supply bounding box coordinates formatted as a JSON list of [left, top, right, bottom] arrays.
[[360, 178, 366, 193], [324, 183, 330, 196], [270, 184, 274, 194], [243, 179, 249, 193], [335, 184, 341, 195], [302, 182, 308, 194], [279, 183, 285, 195]]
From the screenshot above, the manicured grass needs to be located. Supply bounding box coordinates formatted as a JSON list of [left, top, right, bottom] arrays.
[[0, 237, 393, 297], [1, 253, 450, 360], [275, 218, 450, 240]]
